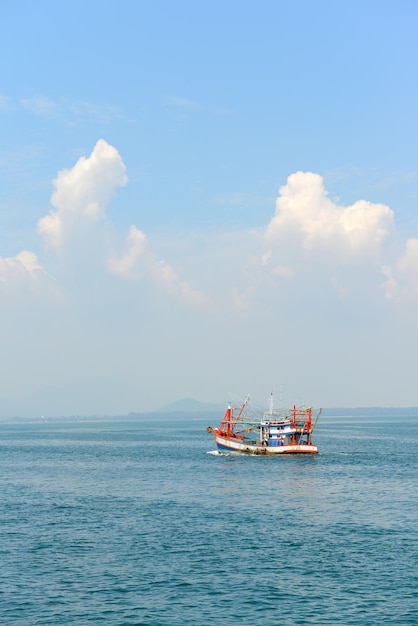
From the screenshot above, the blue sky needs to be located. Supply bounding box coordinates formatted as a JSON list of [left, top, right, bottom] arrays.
[[0, 0, 417, 416]]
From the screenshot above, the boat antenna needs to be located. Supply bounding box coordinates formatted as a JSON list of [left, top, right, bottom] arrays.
[[279, 373, 284, 410], [268, 391, 274, 415]]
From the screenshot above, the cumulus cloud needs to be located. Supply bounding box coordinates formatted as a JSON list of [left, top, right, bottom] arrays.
[[265, 172, 394, 255], [151, 258, 208, 306], [108, 225, 208, 306], [383, 238, 418, 300], [37, 139, 128, 250], [0, 251, 45, 283], [107, 226, 148, 279], [33, 139, 208, 306], [8, 141, 410, 314], [397, 238, 418, 280]]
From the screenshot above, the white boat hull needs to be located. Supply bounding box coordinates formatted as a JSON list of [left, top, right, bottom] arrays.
[[214, 433, 318, 455]]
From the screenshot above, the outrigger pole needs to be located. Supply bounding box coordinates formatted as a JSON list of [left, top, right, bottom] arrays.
[[219, 395, 249, 437], [311, 408, 322, 433]]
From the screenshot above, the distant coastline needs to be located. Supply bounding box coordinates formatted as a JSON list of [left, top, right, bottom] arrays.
[[1, 405, 418, 424]]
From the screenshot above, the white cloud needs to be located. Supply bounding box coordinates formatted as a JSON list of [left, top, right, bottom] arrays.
[[381, 265, 398, 300], [168, 95, 231, 116], [107, 225, 148, 279], [151, 258, 208, 306], [0, 93, 11, 109], [231, 286, 256, 311], [108, 225, 208, 306], [0, 250, 45, 283], [32, 155, 409, 313], [37, 139, 128, 250], [265, 171, 394, 255], [66, 100, 123, 124], [169, 96, 199, 111], [272, 264, 295, 279], [384, 238, 418, 300], [20, 95, 60, 118], [20, 95, 122, 124], [397, 238, 418, 280], [33, 139, 208, 307]]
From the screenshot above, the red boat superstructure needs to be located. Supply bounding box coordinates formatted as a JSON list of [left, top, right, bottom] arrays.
[[207, 395, 321, 455]]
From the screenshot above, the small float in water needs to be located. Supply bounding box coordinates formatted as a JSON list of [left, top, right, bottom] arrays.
[[207, 395, 321, 455]]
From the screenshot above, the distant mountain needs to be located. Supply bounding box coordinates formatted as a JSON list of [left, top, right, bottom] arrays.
[[158, 397, 224, 413]]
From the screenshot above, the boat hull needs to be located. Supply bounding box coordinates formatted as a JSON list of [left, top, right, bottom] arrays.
[[214, 434, 318, 455]]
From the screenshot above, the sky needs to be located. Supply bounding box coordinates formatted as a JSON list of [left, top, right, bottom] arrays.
[[0, 0, 417, 416]]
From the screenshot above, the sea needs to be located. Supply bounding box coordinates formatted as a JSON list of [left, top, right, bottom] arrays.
[[1, 413, 417, 625]]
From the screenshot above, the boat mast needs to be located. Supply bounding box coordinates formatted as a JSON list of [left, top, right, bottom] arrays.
[[220, 404, 233, 436], [268, 391, 274, 415]]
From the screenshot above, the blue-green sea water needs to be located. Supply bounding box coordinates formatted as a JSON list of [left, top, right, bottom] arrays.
[[1, 415, 417, 625]]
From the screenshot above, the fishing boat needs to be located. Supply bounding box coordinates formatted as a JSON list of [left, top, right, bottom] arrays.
[[207, 395, 321, 455]]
